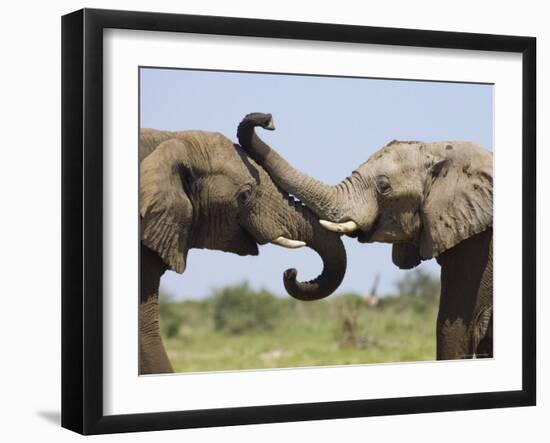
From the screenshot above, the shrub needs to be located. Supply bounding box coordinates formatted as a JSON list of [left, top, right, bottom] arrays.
[[395, 269, 440, 299], [333, 293, 368, 349], [212, 282, 282, 335]]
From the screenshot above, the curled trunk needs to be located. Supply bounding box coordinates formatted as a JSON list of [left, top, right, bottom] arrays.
[[280, 193, 347, 301], [236, 115, 347, 300]]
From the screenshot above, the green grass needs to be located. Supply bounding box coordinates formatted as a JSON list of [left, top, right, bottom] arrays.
[[160, 286, 439, 373]]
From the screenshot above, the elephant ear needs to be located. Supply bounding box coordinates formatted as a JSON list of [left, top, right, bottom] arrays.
[[419, 145, 493, 259], [140, 139, 193, 274], [392, 243, 421, 269]]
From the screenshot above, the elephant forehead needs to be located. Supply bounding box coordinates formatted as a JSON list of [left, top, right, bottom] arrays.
[[200, 174, 242, 198], [212, 147, 265, 185], [212, 153, 258, 182], [368, 142, 422, 167], [187, 139, 247, 176], [372, 149, 422, 177]]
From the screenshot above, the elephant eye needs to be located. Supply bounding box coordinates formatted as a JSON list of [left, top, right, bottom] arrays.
[[376, 175, 392, 195], [237, 186, 253, 205]]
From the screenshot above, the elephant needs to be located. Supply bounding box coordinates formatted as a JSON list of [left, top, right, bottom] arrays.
[[139, 125, 347, 374], [237, 112, 493, 360]]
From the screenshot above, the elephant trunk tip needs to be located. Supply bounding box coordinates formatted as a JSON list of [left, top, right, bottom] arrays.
[[284, 268, 298, 281], [239, 112, 275, 132], [284, 268, 321, 301], [282, 259, 346, 302]]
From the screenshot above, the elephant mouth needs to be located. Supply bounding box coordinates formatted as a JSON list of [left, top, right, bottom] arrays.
[[357, 214, 381, 243], [225, 227, 260, 256], [240, 226, 306, 252]]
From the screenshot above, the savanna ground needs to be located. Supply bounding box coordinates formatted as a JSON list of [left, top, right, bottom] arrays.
[[160, 270, 440, 373]]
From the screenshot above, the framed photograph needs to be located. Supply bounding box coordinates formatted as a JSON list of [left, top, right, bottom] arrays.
[[62, 8, 536, 435]]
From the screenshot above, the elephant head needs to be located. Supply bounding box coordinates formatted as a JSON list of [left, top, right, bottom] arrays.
[[237, 113, 493, 267], [140, 127, 347, 301]]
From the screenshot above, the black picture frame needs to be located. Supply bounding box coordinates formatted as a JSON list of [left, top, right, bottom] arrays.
[[61, 8, 536, 435]]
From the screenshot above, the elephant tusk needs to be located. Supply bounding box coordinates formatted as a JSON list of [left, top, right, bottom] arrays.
[[271, 236, 306, 249], [319, 220, 359, 234]]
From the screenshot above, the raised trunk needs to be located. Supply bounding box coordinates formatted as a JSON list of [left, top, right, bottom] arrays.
[[281, 194, 347, 301], [238, 113, 358, 222], [140, 245, 173, 374]]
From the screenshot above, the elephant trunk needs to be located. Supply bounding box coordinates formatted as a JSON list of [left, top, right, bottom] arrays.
[[238, 113, 350, 222], [281, 195, 347, 301]]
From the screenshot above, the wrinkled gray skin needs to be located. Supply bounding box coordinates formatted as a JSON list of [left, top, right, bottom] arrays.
[[238, 113, 493, 360], [139, 128, 346, 374]]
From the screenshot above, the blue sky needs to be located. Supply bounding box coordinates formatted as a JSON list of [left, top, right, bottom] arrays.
[[140, 68, 493, 299]]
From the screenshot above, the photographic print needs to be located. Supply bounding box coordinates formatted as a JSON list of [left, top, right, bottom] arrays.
[[62, 9, 535, 433], [138, 68, 493, 375]]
